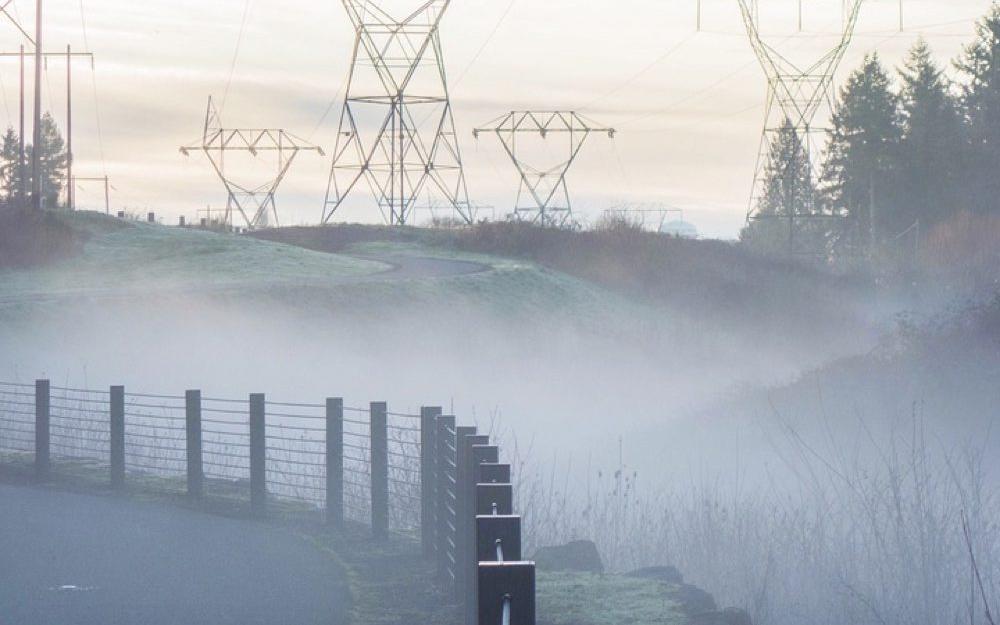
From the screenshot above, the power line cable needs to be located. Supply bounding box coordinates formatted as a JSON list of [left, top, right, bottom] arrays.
[[78, 0, 107, 177], [220, 0, 253, 116], [581, 32, 697, 111], [452, 0, 518, 88]]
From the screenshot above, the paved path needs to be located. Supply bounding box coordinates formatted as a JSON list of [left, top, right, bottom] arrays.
[[354, 253, 490, 280], [0, 485, 348, 625]]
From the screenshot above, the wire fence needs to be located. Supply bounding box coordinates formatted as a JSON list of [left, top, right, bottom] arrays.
[[0, 381, 423, 534], [0, 379, 537, 625]]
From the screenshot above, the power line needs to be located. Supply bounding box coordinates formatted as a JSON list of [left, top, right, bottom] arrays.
[[219, 0, 253, 116], [452, 0, 518, 88], [78, 0, 106, 178], [581, 32, 697, 111]]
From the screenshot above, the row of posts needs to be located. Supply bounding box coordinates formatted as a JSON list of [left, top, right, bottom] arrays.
[[424, 412, 537, 625], [29, 381, 388, 531], [26, 380, 535, 625]]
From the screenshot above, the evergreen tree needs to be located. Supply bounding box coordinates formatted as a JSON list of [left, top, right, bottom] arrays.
[[742, 118, 821, 255], [955, 3, 1000, 214], [0, 127, 20, 207], [898, 38, 963, 228], [25, 112, 66, 209], [820, 53, 902, 257]]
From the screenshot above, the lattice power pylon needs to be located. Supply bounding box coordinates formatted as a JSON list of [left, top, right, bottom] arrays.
[[181, 97, 325, 231], [473, 111, 615, 227], [739, 0, 864, 245], [322, 0, 472, 226]]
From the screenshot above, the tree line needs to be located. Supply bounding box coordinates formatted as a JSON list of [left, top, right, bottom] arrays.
[[743, 3, 1000, 266], [0, 112, 67, 210]]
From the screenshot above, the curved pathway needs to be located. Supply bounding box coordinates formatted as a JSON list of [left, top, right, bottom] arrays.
[[0, 485, 348, 625]]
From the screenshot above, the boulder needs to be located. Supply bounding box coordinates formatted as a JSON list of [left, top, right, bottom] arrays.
[[625, 565, 684, 585], [533, 540, 604, 574], [669, 583, 718, 615]]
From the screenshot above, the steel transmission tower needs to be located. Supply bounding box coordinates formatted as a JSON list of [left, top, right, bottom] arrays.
[[181, 97, 325, 231], [473, 111, 615, 227], [738, 0, 864, 252], [322, 0, 472, 226]]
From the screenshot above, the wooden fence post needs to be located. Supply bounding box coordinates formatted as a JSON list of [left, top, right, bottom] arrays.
[[34, 379, 49, 480], [326, 398, 344, 527], [249, 393, 266, 517], [185, 390, 203, 499], [110, 385, 125, 489], [436, 415, 457, 582], [370, 401, 388, 539], [421, 406, 442, 557]]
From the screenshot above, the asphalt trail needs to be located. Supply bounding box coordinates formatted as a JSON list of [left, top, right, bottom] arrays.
[[0, 485, 348, 625]]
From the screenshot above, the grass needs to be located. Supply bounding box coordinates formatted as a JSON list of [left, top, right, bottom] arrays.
[[537, 571, 686, 625]]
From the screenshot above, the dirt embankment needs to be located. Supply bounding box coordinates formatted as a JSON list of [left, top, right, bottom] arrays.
[[0, 208, 89, 269]]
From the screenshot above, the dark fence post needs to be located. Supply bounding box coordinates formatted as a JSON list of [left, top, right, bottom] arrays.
[[478, 463, 511, 485], [454, 426, 477, 601], [436, 415, 457, 582], [110, 385, 125, 489], [250, 393, 266, 517], [421, 406, 442, 556], [478, 562, 536, 625], [460, 431, 490, 625], [185, 390, 203, 499], [326, 398, 344, 527], [34, 379, 49, 480], [371, 401, 388, 539]]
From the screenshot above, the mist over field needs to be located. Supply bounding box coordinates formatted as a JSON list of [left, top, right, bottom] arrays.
[[4, 1, 1000, 625]]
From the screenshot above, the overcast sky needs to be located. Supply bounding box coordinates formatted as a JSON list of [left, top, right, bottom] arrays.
[[7, 0, 995, 238]]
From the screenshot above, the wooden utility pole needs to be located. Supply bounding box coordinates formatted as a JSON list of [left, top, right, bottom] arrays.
[[18, 45, 24, 207], [66, 44, 72, 210], [31, 0, 41, 209]]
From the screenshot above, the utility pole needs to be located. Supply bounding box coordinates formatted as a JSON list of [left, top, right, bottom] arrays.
[[31, 0, 42, 210], [66, 44, 72, 210], [18, 45, 24, 208]]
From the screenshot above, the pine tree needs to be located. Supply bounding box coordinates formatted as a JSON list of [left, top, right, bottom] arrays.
[[0, 128, 20, 207], [742, 118, 820, 255], [820, 53, 902, 257], [898, 38, 962, 228], [955, 3, 1000, 215], [25, 112, 66, 209]]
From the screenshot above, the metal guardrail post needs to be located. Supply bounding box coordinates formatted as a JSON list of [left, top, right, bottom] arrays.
[[478, 562, 536, 625], [249, 393, 267, 517], [478, 463, 511, 484], [455, 426, 478, 602], [476, 514, 522, 562], [34, 379, 49, 480], [461, 432, 490, 625], [472, 445, 499, 481], [435, 415, 457, 582], [421, 406, 442, 557], [371, 401, 389, 539], [326, 398, 344, 527], [110, 385, 125, 489], [476, 483, 514, 516], [185, 390, 203, 499]]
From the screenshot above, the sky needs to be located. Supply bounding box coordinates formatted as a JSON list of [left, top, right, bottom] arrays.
[[4, 0, 996, 238]]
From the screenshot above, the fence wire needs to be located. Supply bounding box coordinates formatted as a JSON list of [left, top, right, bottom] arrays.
[[1, 382, 429, 537]]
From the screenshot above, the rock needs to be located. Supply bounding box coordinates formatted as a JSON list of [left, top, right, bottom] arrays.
[[669, 583, 718, 615], [691, 607, 752, 625], [625, 565, 684, 585], [533, 540, 604, 574]]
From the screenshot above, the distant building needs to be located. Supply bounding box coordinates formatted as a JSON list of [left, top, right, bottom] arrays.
[[659, 219, 698, 239]]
